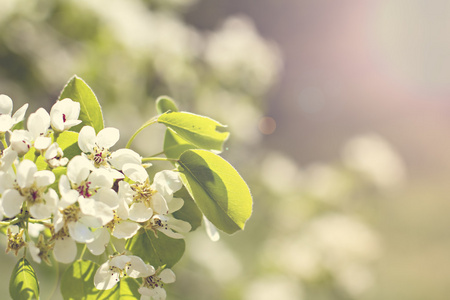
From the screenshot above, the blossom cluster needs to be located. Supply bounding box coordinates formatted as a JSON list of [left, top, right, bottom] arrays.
[[0, 94, 190, 299]]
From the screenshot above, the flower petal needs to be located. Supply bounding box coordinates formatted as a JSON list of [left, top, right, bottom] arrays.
[[2, 189, 25, 218], [16, 160, 37, 188], [53, 238, 77, 264], [97, 127, 119, 149], [34, 170, 55, 187], [0, 94, 13, 115], [159, 269, 176, 283], [78, 126, 97, 153], [109, 149, 141, 170], [113, 221, 140, 239], [129, 203, 153, 222], [86, 227, 110, 255], [94, 261, 120, 290]]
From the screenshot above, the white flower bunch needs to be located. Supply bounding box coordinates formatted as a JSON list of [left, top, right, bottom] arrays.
[[0, 94, 188, 299], [3, 76, 252, 300]]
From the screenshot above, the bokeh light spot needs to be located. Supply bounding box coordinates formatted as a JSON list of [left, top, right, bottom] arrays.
[[258, 116, 277, 135]]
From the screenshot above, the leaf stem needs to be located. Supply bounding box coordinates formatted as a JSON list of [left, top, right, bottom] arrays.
[[78, 244, 87, 261], [125, 116, 159, 149], [142, 157, 179, 163]]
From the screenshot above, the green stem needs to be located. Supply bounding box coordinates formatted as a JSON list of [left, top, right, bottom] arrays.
[[1, 134, 7, 149], [125, 117, 159, 149], [109, 239, 118, 254], [78, 244, 87, 261], [142, 157, 179, 163]]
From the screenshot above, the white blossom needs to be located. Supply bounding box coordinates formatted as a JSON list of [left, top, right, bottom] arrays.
[[0, 94, 28, 133], [27, 108, 52, 150], [94, 254, 154, 290], [50, 98, 82, 132], [1, 159, 57, 219], [139, 268, 176, 300], [78, 126, 141, 178]]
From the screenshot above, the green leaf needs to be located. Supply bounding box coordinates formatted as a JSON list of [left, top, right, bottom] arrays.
[[163, 128, 198, 160], [126, 229, 185, 268], [9, 258, 40, 300], [55, 131, 81, 160], [61, 260, 141, 300], [59, 75, 104, 133], [61, 260, 100, 300], [156, 96, 179, 114], [158, 112, 229, 152], [177, 150, 252, 234], [173, 186, 203, 231]]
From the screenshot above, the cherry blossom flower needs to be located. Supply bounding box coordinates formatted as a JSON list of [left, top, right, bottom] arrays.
[[9, 130, 32, 156], [94, 254, 154, 290], [1, 160, 57, 219], [45, 142, 69, 168], [147, 214, 191, 239], [27, 108, 52, 150], [78, 126, 141, 178], [50, 98, 82, 132], [0, 94, 28, 133], [138, 268, 176, 300], [121, 164, 183, 219]]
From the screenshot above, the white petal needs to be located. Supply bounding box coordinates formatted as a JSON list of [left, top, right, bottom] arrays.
[[94, 261, 120, 290], [12, 103, 29, 124], [34, 136, 52, 150], [110, 254, 131, 269], [123, 163, 148, 183], [97, 127, 119, 149], [67, 221, 94, 243], [53, 238, 77, 264], [78, 197, 114, 226], [50, 109, 64, 132], [2, 189, 25, 217], [204, 216, 220, 242], [158, 227, 184, 239], [29, 188, 58, 219], [27, 109, 49, 138], [0, 94, 13, 114], [168, 197, 184, 213], [10, 130, 32, 155], [109, 149, 141, 170], [95, 188, 119, 209], [159, 269, 176, 283], [127, 255, 150, 278], [169, 218, 191, 233], [34, 170, 55, 187], [0, 115, 13, 132], [28, 242, 41, 264], [0, 147, 17, 172], [153, 170, 182, 200], [88, 168, 114, 189], [129, 203, 153, 222], [113, 221, 140, 239], [78, 126, 96, 153], [67, 155, 93, 184], [87, 227, 110, 255], [151, 193, 169, 215], [16, 160, 37, 188]]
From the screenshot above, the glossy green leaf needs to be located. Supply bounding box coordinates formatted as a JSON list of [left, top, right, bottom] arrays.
[[126, 229, 185, 268], [55, 131, 81, 160], [156, 96, 178, 114], [163, 128, 198, 160], [173, 186, 203, 231], [61, 260, 100, 300], [178, 150, 252, 234], [158, 112, 229, 152], [59, 75, 104, 133], [9, 258, 40, 300]]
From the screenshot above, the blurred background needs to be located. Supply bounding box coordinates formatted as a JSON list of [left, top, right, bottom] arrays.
[[1, 0, 450, 299]]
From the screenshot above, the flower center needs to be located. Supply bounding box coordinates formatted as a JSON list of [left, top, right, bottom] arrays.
[[131, 181, 156, 208], [19, 183, 45, 205], [61, 204, 81, 224], [6, 227, 26, 256], [77, 181, 94, 198], [105, 212, 121, 231], [143, 274, 164, 289], [88, 146, 111, 168]]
